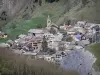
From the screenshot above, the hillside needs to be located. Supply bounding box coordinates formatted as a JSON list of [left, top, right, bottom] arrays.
[[88, 43, 100, 71], [0, 0, 100, 41]]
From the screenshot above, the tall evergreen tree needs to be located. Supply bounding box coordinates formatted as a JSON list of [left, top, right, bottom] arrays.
[[42, 36, 48, 52], [39, 0, 42, 6], [82, 0, 89, 7]]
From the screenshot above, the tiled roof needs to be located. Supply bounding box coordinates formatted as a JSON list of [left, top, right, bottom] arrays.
[[28, 29, 44, 33]]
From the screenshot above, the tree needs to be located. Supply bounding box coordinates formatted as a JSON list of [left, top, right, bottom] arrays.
[[49, 27, 57, 35], [36, 24, 42, 28], [65, 0, 71, 11], [34, 0, 38, 3], [45, 0, 59, 3], [47, 48, 56, 55], [58, 42, 66, 51], [92, 0, 98, 3], [42, 36, 48, 52], [39, 0, 42, 6], [62, 34, 73, 42], [82, 0, 89, 7], [55, 0, 59, 2], [67, 20, 71, 26], [11, 23, 16, 29], [0, 11, 7, 21]]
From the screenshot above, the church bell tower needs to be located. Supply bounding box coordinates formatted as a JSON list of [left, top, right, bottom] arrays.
[[47, 15, 52, 28]]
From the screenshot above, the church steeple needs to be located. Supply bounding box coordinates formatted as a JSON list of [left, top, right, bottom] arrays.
[[63, 22, 66, 26], [47, 15, 51, 28]]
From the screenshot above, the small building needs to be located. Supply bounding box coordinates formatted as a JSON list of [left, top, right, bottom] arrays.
[[77, 21, 87, 26], [14, 33, 43, 52], [43, 32, 55, 39], [81, 39, 90, 46], [67, 28, 76, 35], [23, 52, 37, 56], [0, 43, 10, 48], [7, 40, 13, 46], [28, 29, 44, 37], [60, 25, 72, 30], [43, 55, 55, 62], [0, 33, 8, 39], [46, 32, 63, 50], [23, 37, 42, 52], [24, 36, 33, 41], [54, 51, 66, 64], [92, 25, 100, 32]]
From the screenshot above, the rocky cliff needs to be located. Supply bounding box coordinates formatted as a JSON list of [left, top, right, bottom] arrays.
[[0, 0, 36, 28], [0, 0, 99, 26]]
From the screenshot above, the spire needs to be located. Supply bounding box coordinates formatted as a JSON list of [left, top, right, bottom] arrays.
[[47, 15, 51, 28], [63, 22, 66, 26]]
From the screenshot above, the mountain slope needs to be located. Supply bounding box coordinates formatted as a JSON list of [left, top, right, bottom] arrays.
[[0, 0, 100, 41]]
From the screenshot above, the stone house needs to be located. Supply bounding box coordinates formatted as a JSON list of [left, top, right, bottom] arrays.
[[28, 29, 44, 37]]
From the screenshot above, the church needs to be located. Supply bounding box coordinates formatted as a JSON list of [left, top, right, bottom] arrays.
[[46, 15, 58, 30]]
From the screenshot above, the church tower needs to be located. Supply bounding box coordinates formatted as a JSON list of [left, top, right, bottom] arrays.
[[63, 22, 66, 26], [47, 15, 52, 28]]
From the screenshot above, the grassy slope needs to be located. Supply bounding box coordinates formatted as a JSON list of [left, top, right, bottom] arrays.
[[66, 5, 97, 22], [1, 1, 66, 42], [2, 17, 46, 40], [88, 43, 100, 71], [57, 1, 100, 24], [1, 0, 100, 42]]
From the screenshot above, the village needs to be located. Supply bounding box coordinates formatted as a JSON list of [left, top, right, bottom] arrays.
[[0, 15, 100, 75]]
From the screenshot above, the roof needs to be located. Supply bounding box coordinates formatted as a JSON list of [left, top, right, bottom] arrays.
[[55, 51, 66, 55], [7, 40, 13, 44], [75, 34, 81, 40], [15, 39, 26, 44], [28, 29, 44, 34], [23, 52, 37, 55], [0, 43, 10, 47], [18, 34, 26, 38], [69, 28, 77, 32], [77, 21, 86, 24], [28, 37, 42, 42]]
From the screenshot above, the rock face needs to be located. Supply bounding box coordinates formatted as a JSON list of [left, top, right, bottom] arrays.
[[0, 0, 36, 29], [0, 0, 100, 28], [0, 0, 89, 21], [0, 0, 58, 19], [0, 0, 32, 18]]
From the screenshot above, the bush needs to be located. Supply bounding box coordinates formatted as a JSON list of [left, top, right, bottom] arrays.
[[0, 48, 79, 75], [47, 48, 56, 55]]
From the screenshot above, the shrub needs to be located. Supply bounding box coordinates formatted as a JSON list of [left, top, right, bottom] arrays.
[[0, 48, 79, 75]]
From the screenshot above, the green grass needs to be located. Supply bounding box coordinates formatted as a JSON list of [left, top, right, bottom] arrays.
[[0, 0, 72, 42], [2, 17, 46, 41], [88, 43, 100, 71], [0, 38, 9, 43], [1, 0, 99, 43]]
